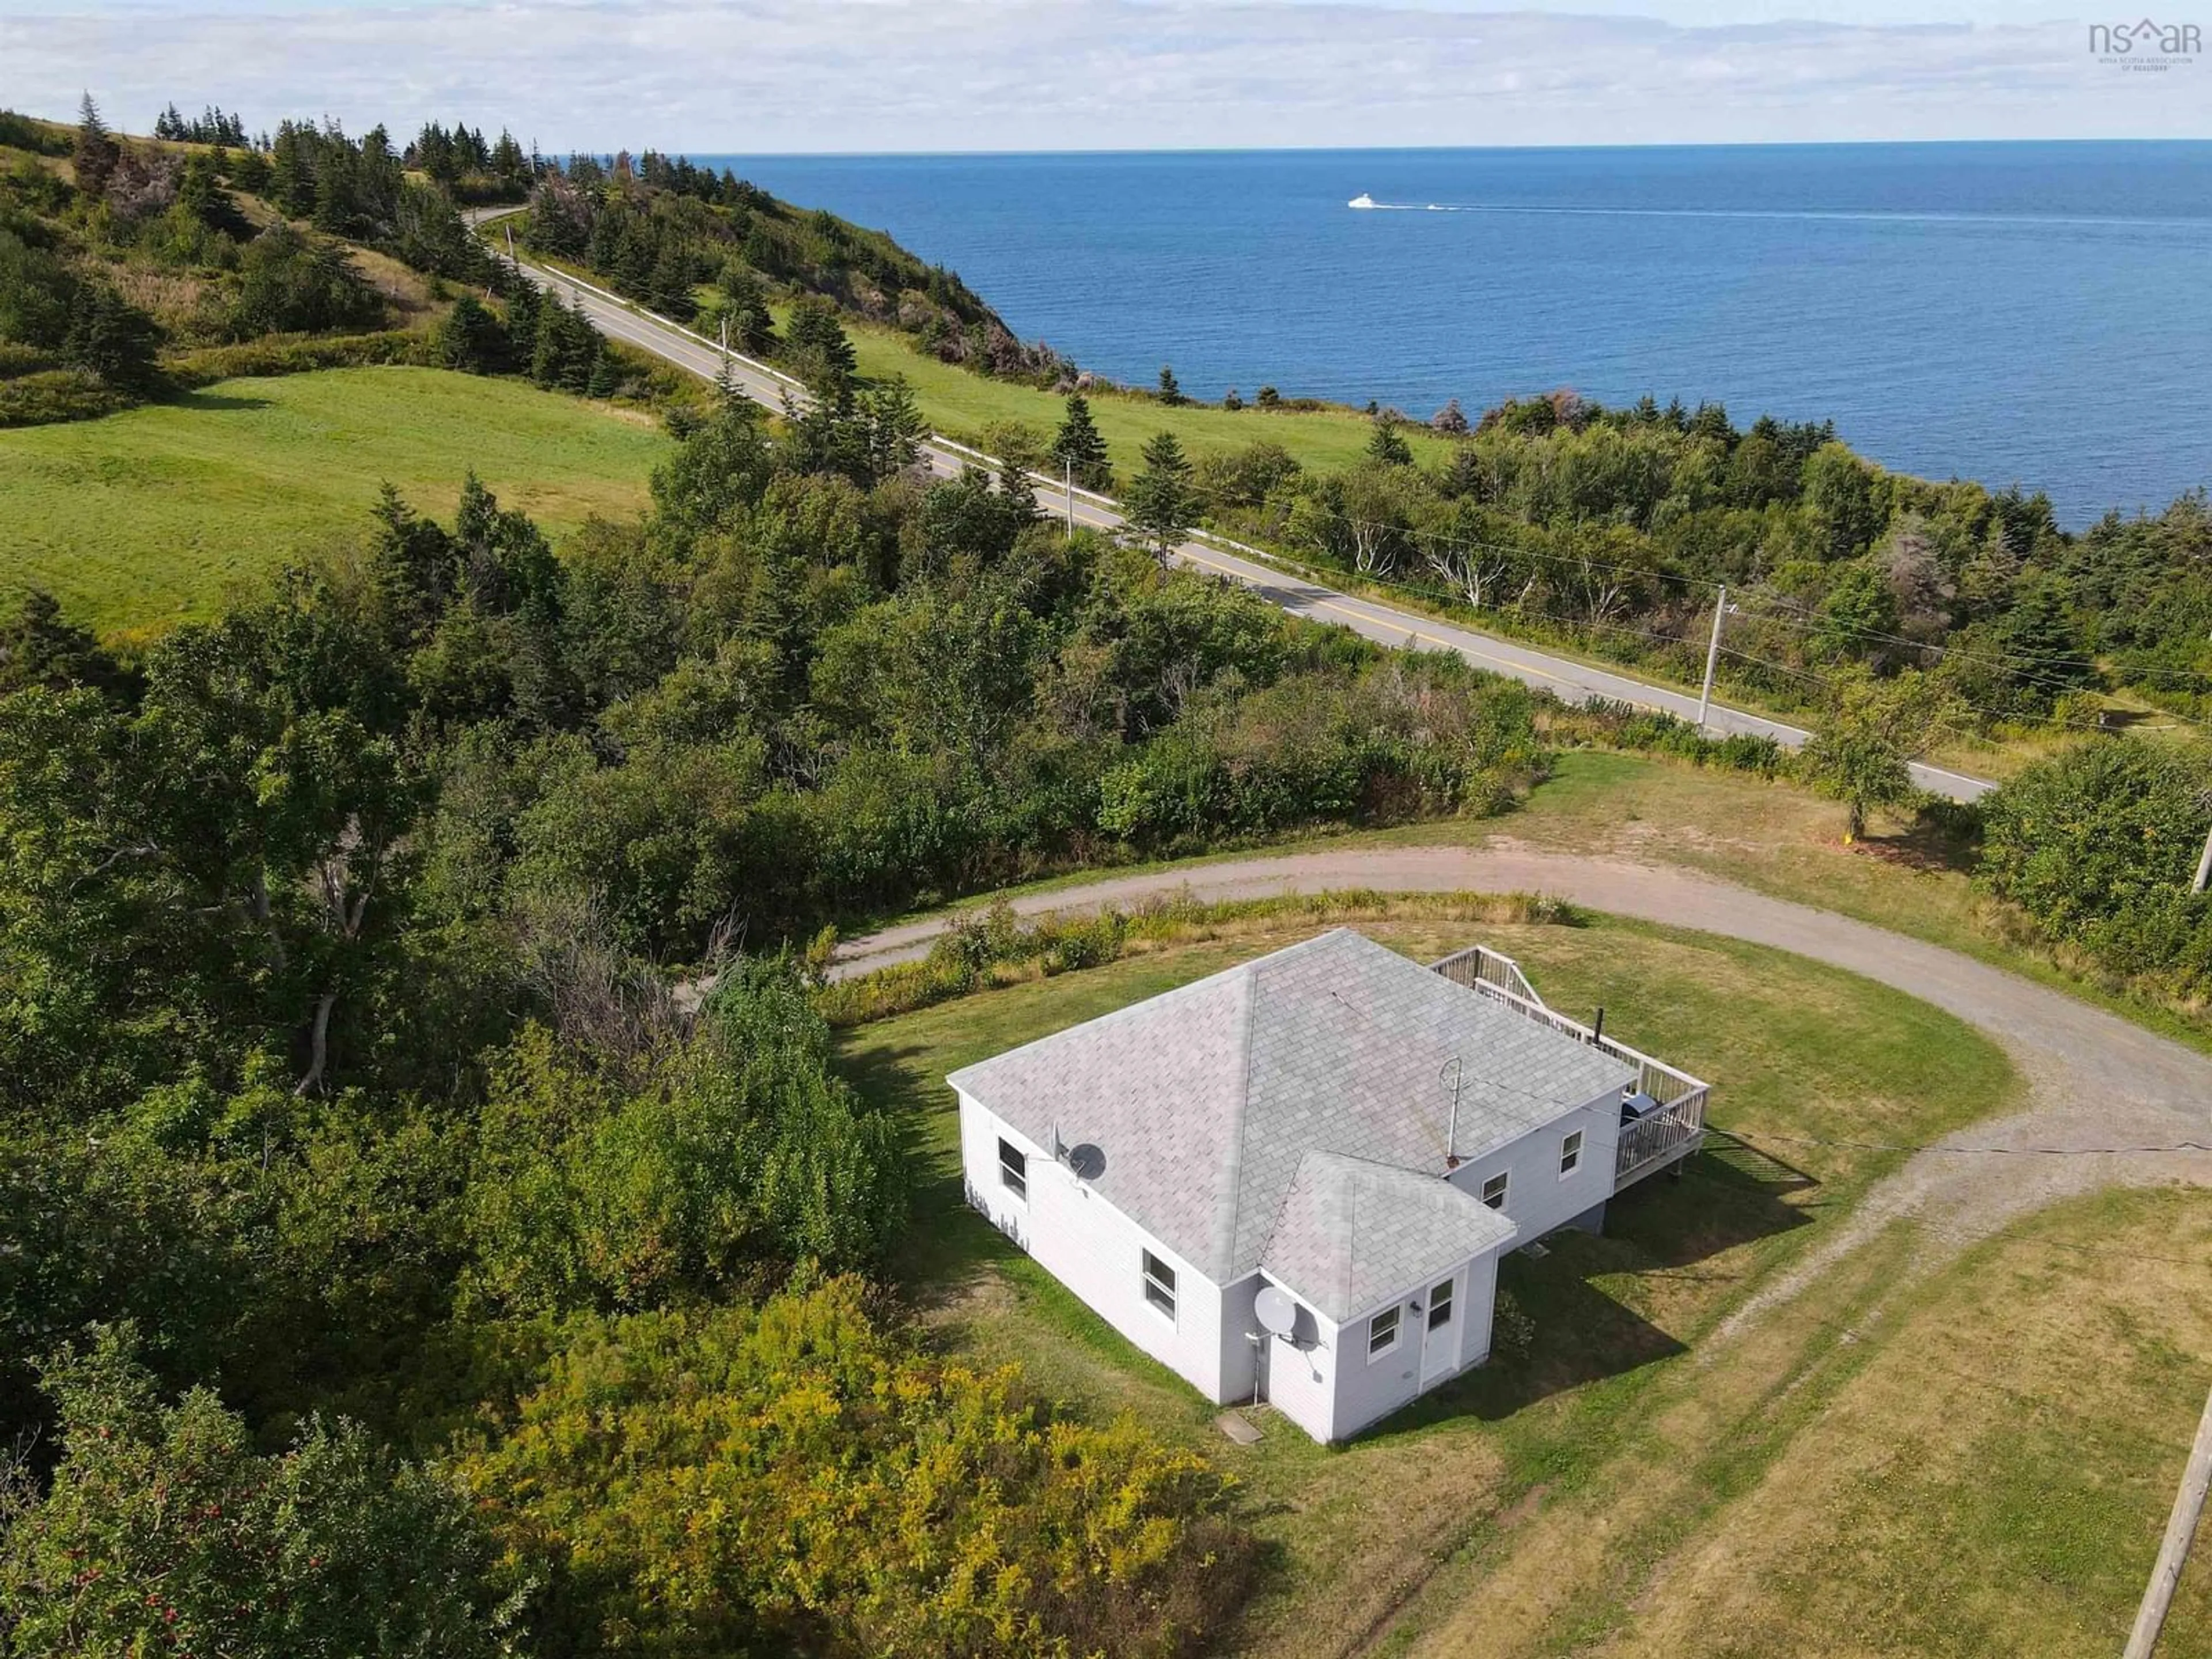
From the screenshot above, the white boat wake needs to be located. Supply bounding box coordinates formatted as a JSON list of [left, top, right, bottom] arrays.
[[1342, 198, 2203, 230]]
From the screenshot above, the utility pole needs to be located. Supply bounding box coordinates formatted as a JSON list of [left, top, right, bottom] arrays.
[[1696, 584, 1728, 734], [1065, 459, 1075, 543], [2193, 824, 2212, 896], [2124, 1378, 2212, 1659]]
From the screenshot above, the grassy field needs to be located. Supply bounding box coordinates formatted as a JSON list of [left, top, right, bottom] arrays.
[[832, 908, 2031, 1656], [770, 301, 1454, 478], [0, 366, 669, 637], [1585, 1185, 2212, 1658]]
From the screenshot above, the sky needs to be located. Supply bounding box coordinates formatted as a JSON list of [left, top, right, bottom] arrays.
[[2, 0, 2205, 153]]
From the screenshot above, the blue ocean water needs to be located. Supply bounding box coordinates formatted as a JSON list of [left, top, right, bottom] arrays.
[[698, 144, 2212, 528]]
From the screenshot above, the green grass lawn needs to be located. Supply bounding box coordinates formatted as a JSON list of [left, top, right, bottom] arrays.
[[770, 301, 1452, 479], [832, 911, 2022, 1656], [1578, 1185, 2212, 1659], [0, 366, 669, 638]]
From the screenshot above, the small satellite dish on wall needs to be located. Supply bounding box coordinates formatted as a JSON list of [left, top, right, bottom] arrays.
[[1255, 1285, 1300, 1339], [1065, 1142, 1107, 1181]]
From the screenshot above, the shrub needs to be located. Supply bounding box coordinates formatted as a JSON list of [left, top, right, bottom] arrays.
[[0, 109, 70, 157], [1554, 700, 1791, 778], [464, 957, 906, 1313], [1978, 737, 2212, 1001], [0, 366, 132, 427], [0, 1325, 520, 1659], [453, 1281, 1255, 1659], [228, 224, 385, 340], [167, 327, 426, 387], [1099, 663, 1546, 851]]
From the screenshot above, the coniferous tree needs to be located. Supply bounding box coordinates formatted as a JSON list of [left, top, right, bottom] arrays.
[[1368, 418, 1413, 466], [716, 264, 775, 354], [0, 590, 130, 700], [268, 121, 315, 217], [859, 375, 925, 482], [1051, 392, 1111, 491], [434, 293, 504, 373], [503, 278, 541, 365], [783, 296, 855, 406], [1156, 363, 1184, 406], [1125, 430, 1195, 557], [73, 93, 120, 196], [61, 284, 160, 388]]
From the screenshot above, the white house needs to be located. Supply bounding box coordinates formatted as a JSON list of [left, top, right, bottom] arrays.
[[949, 928, 1709, 1443]]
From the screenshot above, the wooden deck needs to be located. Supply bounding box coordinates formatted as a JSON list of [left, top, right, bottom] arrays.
[[1429, 944, 1709, 1188]]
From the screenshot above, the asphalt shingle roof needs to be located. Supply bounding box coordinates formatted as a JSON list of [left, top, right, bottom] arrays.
[[946, 929, 1635, 1299], [1266, 1152, 1518, 1321]]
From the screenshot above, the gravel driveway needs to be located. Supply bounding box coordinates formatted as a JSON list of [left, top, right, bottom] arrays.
[[834, 847, 2212, 1295]]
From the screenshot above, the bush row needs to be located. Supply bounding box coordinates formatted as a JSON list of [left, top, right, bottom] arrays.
[[815, 888, 1586, 1027]]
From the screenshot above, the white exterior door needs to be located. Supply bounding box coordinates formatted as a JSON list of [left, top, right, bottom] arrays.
[[1419, 1269, 1461, 1387]]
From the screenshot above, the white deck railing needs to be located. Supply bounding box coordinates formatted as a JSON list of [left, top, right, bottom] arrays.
[[1429, 944, 1545, 1007], [1430, 945, 1710, 1187]]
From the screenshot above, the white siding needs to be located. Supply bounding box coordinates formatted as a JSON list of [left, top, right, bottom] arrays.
[[1217, 1273, 1264, 1408], [1455, 1251, 1500, 1371], [1449, 1088, 1621, 1242], [1260, 1289, 1338, 1443], [1326, 1245, 1508, 1441], [958, 1092, 1230, 1402], [1332, 1285, 1430, 1440]]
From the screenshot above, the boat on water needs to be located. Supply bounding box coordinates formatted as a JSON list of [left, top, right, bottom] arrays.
[[1347, 192, 1376, 209]]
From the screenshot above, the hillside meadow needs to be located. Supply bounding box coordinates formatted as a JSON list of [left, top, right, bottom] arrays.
[[0, 365, 668, 636], [767, 298, 1455, 478]]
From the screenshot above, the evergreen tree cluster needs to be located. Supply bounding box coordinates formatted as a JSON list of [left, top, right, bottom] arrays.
[[516, 149, 1064, 380], [265, 116, 480, 278], [2, 92, 526, 419], [406, 118, 534, 201], [151, 103, 249, 145]]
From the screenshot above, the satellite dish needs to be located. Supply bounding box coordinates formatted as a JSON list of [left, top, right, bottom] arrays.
[[1065, 1142, 1107, 1181], [1255, 1285, 1300, 1339]]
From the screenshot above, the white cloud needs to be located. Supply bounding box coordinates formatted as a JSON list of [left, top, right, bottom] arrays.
[[1, 1, 2201, 151]]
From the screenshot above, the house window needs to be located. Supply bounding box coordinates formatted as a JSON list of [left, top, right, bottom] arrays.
[[1559, 1130, 1584, 1177], [1368, 1305, 1402, 1359], [1142, 1251, 1177, 1321], [998, 1137, 1027, 1200], [1480, 1171, 1509, 1210], [1426, 1278, 1455, 1331]]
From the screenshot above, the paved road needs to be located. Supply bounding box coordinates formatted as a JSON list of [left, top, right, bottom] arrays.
[[478, 223, 1989, 803], [830, 843, 2212, 1263]]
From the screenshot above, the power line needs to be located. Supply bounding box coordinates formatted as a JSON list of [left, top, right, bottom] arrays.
[[1745, 600, 2212, 687], [1281, 525, 2201, 739]]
